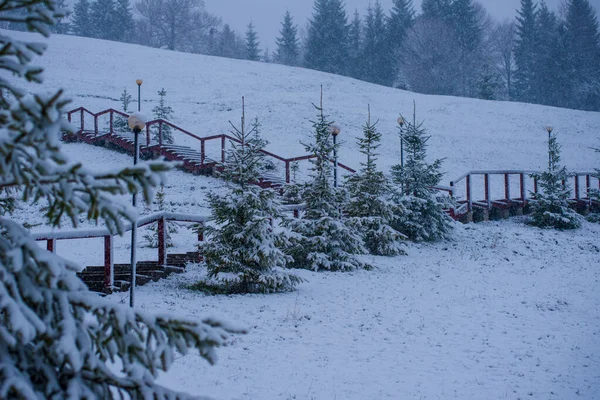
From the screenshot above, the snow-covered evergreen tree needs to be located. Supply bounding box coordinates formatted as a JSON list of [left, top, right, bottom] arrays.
[[361, 1, 389, 85], [144, 186, 177, 248], [89, 0, 115, 40], [304, 0, 350, 75], [244, 21, 260, 61], [391, 103, 453, 241], [285, 96, 369, 271], [194, 98, 301, 294], [71, 0, 92, 37], [274, 10, 300, 66], [347, 9, 363, 79], [344, 106, 405, 256], [113, 87, 131, 132], [151, 88, 174, 144], [529, 130, 581, 229], [0, 2, 243, 398]]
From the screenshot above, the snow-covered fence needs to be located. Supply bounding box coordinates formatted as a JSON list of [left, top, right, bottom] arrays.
[[65, 107, 355, 185], [32, 211, 208, 290], [449, 170, 599, 216]]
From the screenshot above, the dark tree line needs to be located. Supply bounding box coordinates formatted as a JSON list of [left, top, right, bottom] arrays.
[[7, 0, 598, 111]]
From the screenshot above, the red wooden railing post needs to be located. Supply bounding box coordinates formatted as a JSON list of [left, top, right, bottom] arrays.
[[80, 109, 84, 132], [504, 173, 510, 201], [109, 110, 113, 135], [221, 136, 226, 163], [158, 121, 163, 149], [200, 139, 205, 165], [104, 235, 113, 289], [574, 175, 580, 200], [197, 222, 205, 242], [158, 216, 166, 265], [94, 114, 98, 136], [47, 239, 56, 253], [466, 174, 472, 212], [285, 160, 290, 183], [146, 123, 150, 147], [484, 173, 490, 207], [520, 173, 526, 202], [68, 111, 72, 123]]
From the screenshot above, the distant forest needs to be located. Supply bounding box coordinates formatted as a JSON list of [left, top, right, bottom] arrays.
[[3, 0, 599, 112]]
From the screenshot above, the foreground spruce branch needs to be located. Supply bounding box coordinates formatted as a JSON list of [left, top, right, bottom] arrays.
[[0, 1, 244, 398]]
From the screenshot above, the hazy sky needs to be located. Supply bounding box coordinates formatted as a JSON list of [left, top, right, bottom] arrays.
[[205, 0, 600, 50]]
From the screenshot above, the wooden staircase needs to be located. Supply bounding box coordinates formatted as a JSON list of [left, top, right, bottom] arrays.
[[77, 252, 201, 293]]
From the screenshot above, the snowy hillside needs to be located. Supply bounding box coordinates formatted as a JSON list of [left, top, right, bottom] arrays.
[[7, 30, 600, 400], [7, 29, 599, 182]]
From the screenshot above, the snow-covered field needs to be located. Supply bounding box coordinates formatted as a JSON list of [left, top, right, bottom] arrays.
[[144, 220, 600, 400], [6, 30, 600, 399]]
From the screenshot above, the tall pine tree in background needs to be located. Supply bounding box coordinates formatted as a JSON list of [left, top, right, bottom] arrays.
[[344, 106, 405, 256], [111, 0, 133, 42], [244, 21, 260, 61], [285, 95, 368, 271], [535, 1, 562, 106], [0, 2, 243, 397], [391, 104, 453, 242], [563, 0, 600, 111], [347, 9, 363, 79], [195, 99, 301, 294], [71, 0, 92, 37], [514, 0, 539, 103], [151, 88, 174, 144], [89, 0, 115, 40], [361, 1, 389, 85], [421, 0, 451, 20], [304, 0, 349, 75], [529, 131, 581, 229], [386, 0, 415, 87], [448, 0, 484, 97], [274, 10, 300, 66]]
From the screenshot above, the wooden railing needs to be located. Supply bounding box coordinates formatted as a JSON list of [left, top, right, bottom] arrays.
[[33, 205, 305, 291], [33, 211, 208, 289], [449, 170, 599, 215], [66, 107, 356, 184]]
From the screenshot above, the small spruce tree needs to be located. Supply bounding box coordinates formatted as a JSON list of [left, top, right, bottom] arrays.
[[0, 2, 243, 398], [391, 103, 453, 241], [344, 106, 406, 256], [529, 129, 581, 229], [113, 87, 132, 132], [193, 98, 301, 294], [285, 92, 369, 271], [143, 185, 177, 248], [151, 88, 174, 144]]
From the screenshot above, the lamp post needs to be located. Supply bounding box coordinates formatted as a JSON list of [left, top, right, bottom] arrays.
[[397, 116, 405, 193], [328, 123, 341, 187], [127, 112, 147, 308], [545, 125, 553, 170], [136, 79, 143, 112]]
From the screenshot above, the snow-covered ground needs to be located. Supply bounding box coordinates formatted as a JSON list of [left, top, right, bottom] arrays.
[[6, 29, 600, 399], [143, 220, 600, 400]]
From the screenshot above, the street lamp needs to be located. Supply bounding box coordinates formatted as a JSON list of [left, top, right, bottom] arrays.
[[127, 112, 147, 308], [545, 125, 553, 170], [328, 123, 341, 187], [136, 79, 143, 112]]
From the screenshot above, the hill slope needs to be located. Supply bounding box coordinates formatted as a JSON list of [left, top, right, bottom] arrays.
[[8, 29, 599, 182]]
